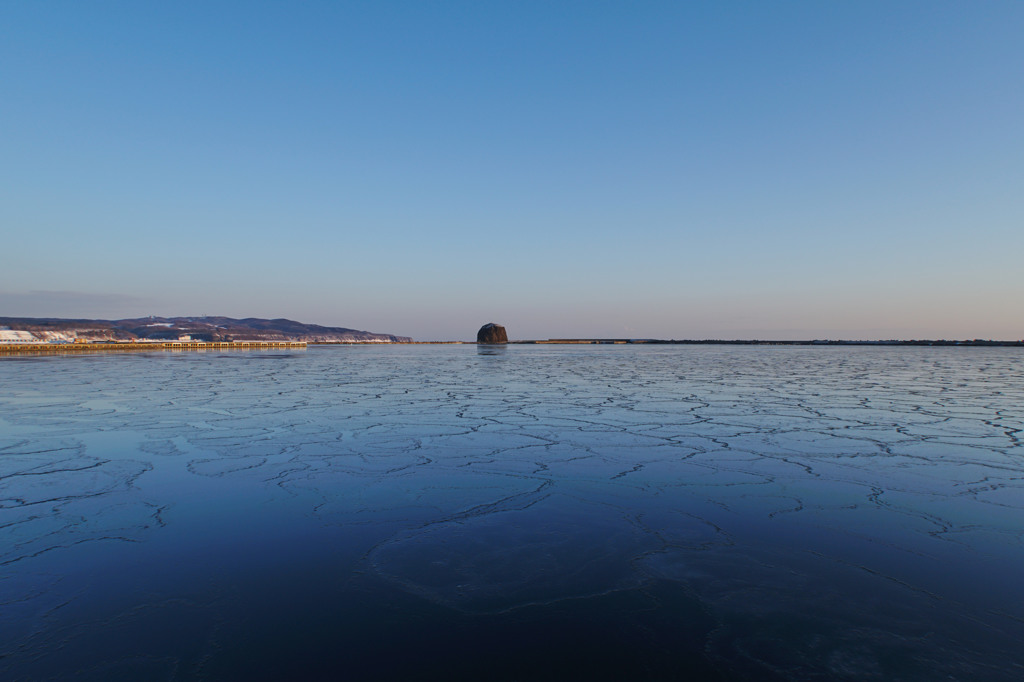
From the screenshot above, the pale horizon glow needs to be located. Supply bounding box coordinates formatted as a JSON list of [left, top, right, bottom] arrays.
[[2, 2, 1022, 341]]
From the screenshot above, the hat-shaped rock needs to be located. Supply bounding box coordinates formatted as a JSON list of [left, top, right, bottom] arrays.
[[476, 323, 508, 343]]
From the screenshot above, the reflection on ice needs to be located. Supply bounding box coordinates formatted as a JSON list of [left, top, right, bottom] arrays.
[[370, 495, 656, 614], [476, 343, 509, 356]]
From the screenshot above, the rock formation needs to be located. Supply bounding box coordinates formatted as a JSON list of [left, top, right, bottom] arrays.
[[477, 323, 508, 344]]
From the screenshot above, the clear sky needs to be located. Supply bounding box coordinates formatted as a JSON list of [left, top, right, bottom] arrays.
[[2, 1, 1022, 341]]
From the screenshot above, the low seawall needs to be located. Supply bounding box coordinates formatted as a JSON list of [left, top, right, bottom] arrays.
[[1, 341, 307, 354]]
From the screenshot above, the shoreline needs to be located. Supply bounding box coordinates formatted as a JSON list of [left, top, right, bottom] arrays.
[[507, 339, 1024, 346], [3, 339, 1022, 355]]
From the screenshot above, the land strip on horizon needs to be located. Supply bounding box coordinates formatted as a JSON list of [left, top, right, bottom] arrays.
[[2, 316, 1021, 348]]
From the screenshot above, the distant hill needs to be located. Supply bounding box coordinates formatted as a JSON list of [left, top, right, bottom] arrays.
[[0, 316, 412, 343]]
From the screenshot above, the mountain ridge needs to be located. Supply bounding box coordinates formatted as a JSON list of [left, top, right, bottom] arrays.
[[0, 316, 412, 343]]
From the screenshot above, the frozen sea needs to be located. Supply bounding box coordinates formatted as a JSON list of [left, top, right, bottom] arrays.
[[1, 344, 1023, 681]]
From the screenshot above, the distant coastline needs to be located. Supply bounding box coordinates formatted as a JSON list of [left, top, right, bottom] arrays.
[[2, 316, 1021, 350], [3, 338, 1022, 355], [0, 316, 411, 344], [406, 338, 1024, 346], [509, 338, 1024, 347]]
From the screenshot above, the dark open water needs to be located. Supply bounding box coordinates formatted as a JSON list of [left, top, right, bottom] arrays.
[[1, 345, 1022, 681]]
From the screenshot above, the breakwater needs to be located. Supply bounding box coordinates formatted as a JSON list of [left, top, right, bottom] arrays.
[[0, 340, 307, 354]]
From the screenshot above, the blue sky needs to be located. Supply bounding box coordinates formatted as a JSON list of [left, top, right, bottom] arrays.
[[2, 1, 1022, 340]]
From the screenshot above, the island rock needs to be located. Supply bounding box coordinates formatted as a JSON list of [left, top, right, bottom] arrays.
[[477, 323, 508, 344]]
